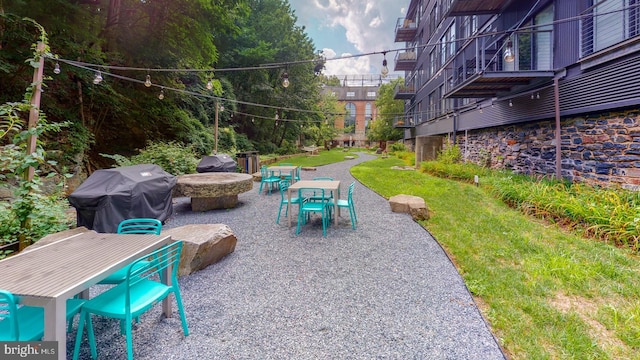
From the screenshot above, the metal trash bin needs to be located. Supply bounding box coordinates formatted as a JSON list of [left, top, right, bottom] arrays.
[[236, 151, 259, 174]]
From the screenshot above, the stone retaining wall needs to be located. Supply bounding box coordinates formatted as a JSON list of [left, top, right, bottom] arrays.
[[460, 109, 640, 190]]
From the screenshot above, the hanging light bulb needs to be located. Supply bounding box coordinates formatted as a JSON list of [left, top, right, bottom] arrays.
[[381, 52, 389, 78], [509, 99, 513, 107], [53, 62, 61, 74], [531, 93, 535, 100], [219, 104, 224, 112], [503, 38, 515, 63], [251, 117, 255, 123], [158, 88, 165, 100], [275, 113, 279, 120], [206, 79, 213, 90], [282, 72, 290, 88], [93, 71, 103, 84], [536, 92, 540, 99], [145, 74, 152, 87]]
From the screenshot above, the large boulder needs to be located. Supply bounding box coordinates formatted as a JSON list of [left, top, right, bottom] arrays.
[[162, 224, 237, 276], [389, 194, 429, 221]]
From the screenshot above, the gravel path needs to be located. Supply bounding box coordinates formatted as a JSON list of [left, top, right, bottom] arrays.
[[70, 152, 506, 359]]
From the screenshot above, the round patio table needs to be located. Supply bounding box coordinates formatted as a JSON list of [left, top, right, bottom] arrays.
[[173, 172, 253, 211]]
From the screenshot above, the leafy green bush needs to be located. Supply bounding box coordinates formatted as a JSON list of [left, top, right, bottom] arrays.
[[101, 141, 199, 175], [422, 156, 640, 252], [437, 144, 462, 164], [388, 142, 407, 152]]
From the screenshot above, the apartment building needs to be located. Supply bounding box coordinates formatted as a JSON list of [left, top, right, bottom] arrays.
[[394, 0, 640, 188], [323, 82, 379, 147]]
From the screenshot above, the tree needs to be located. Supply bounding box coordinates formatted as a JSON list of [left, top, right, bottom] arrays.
[[368, 78, 404, 142]]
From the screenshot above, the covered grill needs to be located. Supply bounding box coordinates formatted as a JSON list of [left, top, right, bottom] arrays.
[[196, 154, 237, 173], [68, 164, 176, 233]]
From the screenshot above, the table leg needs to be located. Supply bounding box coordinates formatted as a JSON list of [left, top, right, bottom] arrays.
[[162, 262, 173, 318], [43, 298, 66, 360], [287, 188, 292, 227]]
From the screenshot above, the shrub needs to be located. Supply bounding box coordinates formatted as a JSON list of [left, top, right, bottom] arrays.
[[101, 141, 199, 175], [437, 144, 462, 164]]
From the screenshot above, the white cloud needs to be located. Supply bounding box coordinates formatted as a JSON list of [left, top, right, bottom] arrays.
[[298, 0, 403, 53], [322, 48, 371, 76], [289, 0, 404, 76]]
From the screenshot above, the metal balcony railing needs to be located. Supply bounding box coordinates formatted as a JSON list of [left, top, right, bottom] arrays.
[[394, 17, 417, 43], [394, 51, 417, 71], [393, 83, 415, 100], [444, 29, 554, 98], [580, 2, 640, 58]]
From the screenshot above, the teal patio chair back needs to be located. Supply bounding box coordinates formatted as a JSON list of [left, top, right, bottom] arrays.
[[0, 290, 85, 341], [310, 177, 334, 202], [294, 166, 302, 182], [73, 241, 189, 360], [0, 289, 43, 341], [329, 181, 358, 229], [116, 218, 162, 235], [258, 165, 280, 195], [276, 180, 301, 224], [100, 218, 163, 285], [296, 188, 332, 237]]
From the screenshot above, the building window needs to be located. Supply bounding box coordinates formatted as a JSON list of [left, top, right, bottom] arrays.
[[344, 103, 356, 129], [367, 91, 376, 97], [365, 103, 372, 128], [582, 0, 640, 57], [346, 91, 355, 97]]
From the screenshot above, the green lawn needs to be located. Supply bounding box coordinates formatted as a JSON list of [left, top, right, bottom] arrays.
[[267, 148, 363, 167], [351, 156, 640, 360]]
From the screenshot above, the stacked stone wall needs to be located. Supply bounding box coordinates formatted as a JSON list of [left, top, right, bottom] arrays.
[[460, 109, 640, 190]]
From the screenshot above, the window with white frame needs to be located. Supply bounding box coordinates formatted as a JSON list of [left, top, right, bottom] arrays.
[[344, 103, 356, 128], [583, 0, 640, 56]]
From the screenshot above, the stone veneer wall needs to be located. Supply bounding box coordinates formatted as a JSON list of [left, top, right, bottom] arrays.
[[460, 109, 640, 190]]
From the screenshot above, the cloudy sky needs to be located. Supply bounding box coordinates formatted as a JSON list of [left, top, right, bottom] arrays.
[[288, 0, 407, 77]]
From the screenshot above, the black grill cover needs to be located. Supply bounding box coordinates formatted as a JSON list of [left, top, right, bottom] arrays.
[[196, 154, 237, 173], [68, 164, 176, 233]]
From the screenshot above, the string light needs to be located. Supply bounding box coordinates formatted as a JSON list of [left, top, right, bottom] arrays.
[[53, 62, 60, 74], [206, 79, 213, 90], [158, 88, 165, 100], [93, 71, 103, 84], [282, 71, 290, 88], [381, 52, 389, 78], [145, 74, 152, 87], [503, 37, 515, 63], [509, 100, 513, 107]]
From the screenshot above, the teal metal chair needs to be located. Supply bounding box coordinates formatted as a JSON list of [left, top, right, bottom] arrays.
[[99, 218, 162, 285], [276, 180, 301, 224], [294, 166, 302, 182], [258, 165, 281, 195], [310, 177, 334, 203], [73, 241, 189, 360], [0, 289, 86, 341], [296, 188, 332, 237], [328, 181, 358, 229]]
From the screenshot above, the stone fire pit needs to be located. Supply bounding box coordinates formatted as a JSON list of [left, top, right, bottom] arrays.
[[173, 172, 253, 211]]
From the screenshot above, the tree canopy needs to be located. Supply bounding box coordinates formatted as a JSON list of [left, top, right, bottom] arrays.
[[0, 0, 327, 173]]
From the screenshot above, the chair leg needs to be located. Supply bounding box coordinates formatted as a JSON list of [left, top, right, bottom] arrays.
[[125, 314, 134, 360], [173, 288, 190, 336], [276, 202, 284, 224]]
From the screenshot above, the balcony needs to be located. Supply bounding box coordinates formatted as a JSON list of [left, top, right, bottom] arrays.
[[442, 0, 511, 17], [444, 30, 555, 99], [394, 51, 417, 71], [394, 17, 417, 43], [393, 116, 416, 128], [394, 83, 415, 100]]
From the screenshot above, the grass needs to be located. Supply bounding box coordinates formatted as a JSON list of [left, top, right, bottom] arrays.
[[267, 148, 363, 167], [351, 156, 640, 359]]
